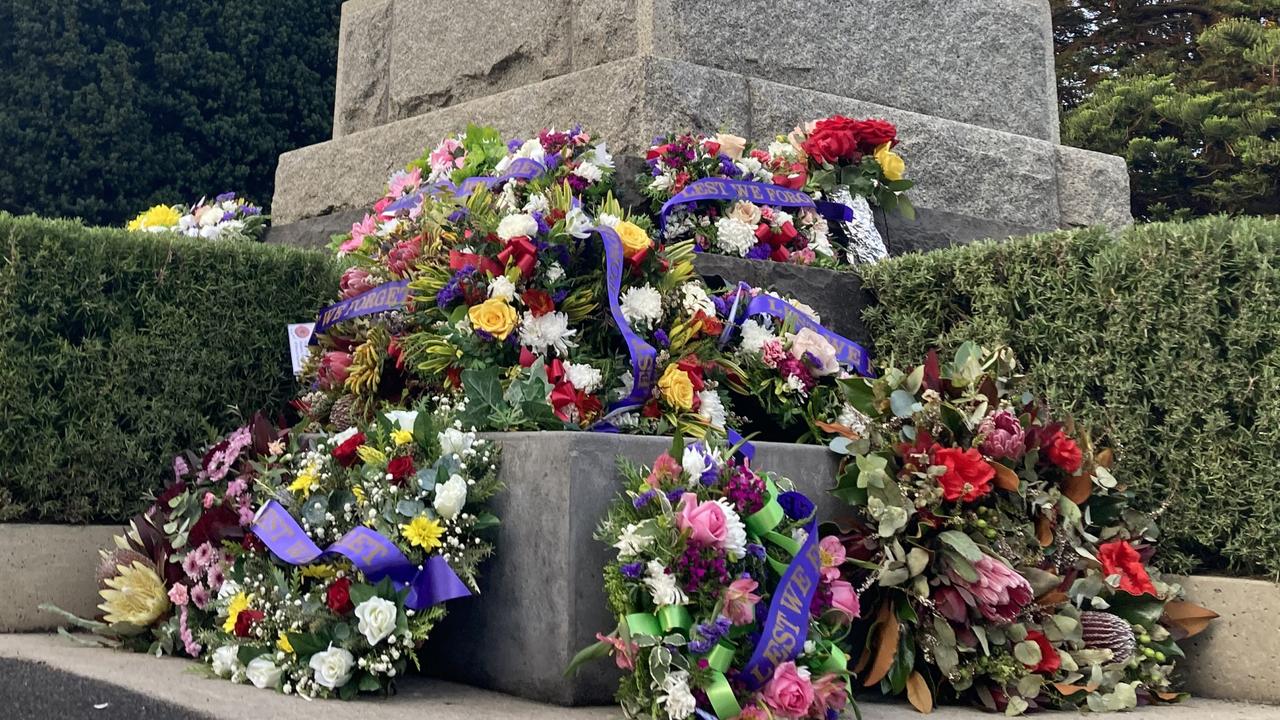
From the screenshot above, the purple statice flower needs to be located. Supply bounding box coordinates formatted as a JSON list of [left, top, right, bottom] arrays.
[[666, 488, 687, 504], [653, 329, 670, 348], [436, 267, 475, 308], [718, 155, 741, 178], [620, 562, 644, 580], [507, 138, 524, 153], [711, 295, 729, 317], [633, 490, 658, 508], [221, 210, 237, 222], [566, 174, 590, 193], [240, 204, 262, 216], [551, 289, 568, 304], [723, 466, 766, 515], [532, 211, 550, 235], [215, 191, 237, 203], [745, 243, 772, 260], [543, 153, 561, 172], [475, 329, 495, 342], [447, 208, 468, 223], [745, 543, 766, 561], [688, 617, 732, 653]]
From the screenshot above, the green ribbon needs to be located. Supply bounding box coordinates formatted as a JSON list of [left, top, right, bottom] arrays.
[[744, 479, 784, 536], [818, 645, 849, 674], [704, 670, 742, 719], [703, 640, 736, 673], [624, 612, 661, 638], [658, 605, 692, 634]]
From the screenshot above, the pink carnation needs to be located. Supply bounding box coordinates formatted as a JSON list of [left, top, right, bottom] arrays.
[[761, 339, 787, 369], [167, 583, 189, 606]]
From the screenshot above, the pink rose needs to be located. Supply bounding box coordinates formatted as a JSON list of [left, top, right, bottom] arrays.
[[811, 673, 848, 717], [819, 536, 846, 582], [828, 579, 861, 623], [762, 661, 814, 718], [675, 493, 728, 548], [339, 266, 377, 299], [722, 577, 761, 625], [789, 327, 839, 377], [645, 453, 683, 488]]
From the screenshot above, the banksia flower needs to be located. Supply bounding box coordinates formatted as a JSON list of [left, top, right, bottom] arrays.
[[1080, 610, 1137, 663], [329, 394, 359, 431]]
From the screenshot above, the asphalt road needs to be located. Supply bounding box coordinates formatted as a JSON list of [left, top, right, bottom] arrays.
[[2, 658, 213, 719]]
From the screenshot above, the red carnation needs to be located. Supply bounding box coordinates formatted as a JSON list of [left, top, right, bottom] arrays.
[[932, 445, 996, 502], [326, 577, 353, 614], [522, 289, 555, 317], [387, 455, 415, 484], [1023, 630, 1062, 674], [1043, 430, 1083, 474], [331, 432, 365, 467], [1097, 540, 1157, 596], [234, 609, 265, 637]]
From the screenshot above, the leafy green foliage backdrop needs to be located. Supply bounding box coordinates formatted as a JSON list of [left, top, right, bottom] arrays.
[[862, 216, 1280, 578], [0, 213, 340, 522], [0, 1, 342, 226]]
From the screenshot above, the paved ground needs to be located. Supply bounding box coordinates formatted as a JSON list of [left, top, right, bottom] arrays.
[[1, 634, 1277, 719]]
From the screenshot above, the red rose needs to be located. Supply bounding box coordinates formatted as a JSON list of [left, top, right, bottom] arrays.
[[1043, 430, 1083, 473], [1023, 630, 1061, 674], [850, 118, 898, 152], [234, 609, 264, 637], [387, 455, 415, 484], [331, 432, 365, 467], [1097, 540, 1157, 596], [522, 289, 555, 317], [931, 445, 996, 502], [676, 357, 706, 392], [326, 577, 353, 614], [801, 116, 862, 165]]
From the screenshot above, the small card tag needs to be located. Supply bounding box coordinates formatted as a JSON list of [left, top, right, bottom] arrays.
[[288, 323, 316, 375]]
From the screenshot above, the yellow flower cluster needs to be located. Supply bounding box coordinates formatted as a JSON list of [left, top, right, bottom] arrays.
[[126, 204, 180, 232], [392, 428, 414, 446], [402, 516, 444, 550], [222, 591, 252, 633]]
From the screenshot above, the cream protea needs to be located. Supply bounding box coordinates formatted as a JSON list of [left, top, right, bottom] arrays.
[[96, 549, 170, 627]]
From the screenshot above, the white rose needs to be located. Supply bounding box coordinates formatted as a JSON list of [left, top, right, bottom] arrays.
[[497, 213, 538, 240], [433, 474, 468, 520], [246, 656, 282, 690], [309, 645, 355, 689], [488, 275, 516, 301], [354, 596, 398, 646], [438, 427, 475, 457], [331, 426, 359, 447], [383, 410, 418, 431], [211, 644, 240, 678]]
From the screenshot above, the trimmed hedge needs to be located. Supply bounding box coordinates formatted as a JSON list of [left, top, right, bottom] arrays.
[[861, 216, 1280, 578], [0, 213, 339, 523]]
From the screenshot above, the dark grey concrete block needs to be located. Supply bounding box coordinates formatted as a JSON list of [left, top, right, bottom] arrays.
[[425, 432, 840, 705], [263, 209, 364, 251]]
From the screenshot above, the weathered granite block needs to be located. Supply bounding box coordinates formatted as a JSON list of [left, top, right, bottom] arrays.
[[333, 0, 393, 138], [275, 55, 1111, 244], [426, 432, 841, 705], [334, 0, 1058, 142], [1178, 575, 1280, 705], [1056, 145, 1133, 230]]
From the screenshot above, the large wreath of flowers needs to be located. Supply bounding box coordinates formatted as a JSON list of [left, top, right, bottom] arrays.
[[126, 192, 267, 242], [575, 437, 857, 720], [819, 343, 1214, 713]]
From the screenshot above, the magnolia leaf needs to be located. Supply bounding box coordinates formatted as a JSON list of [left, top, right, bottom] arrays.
[[938, 530, 983, 562], [1093, 466, 1118, 489], [1095, 448, 1114, 469], [1061, 472, 1092, 505], [818, 421, 860, 442], [1162, 600, 1219, 638], [991, 463, 1019, 492], [1035, 515, 1054, 547], [906, 671, 933, 714], [863, 603, 900, 687]]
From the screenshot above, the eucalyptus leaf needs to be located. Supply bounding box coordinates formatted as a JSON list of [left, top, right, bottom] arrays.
[[1013, 639, 1042, 667], [890, 389, 920, 419], [938, 530, 983, 562]]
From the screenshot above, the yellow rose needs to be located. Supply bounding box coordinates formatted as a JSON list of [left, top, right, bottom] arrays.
[[468, 297, 518, 340], [657, 365, 695, 411], [615, 221, 652, 256], [874, 143, 906, 182]]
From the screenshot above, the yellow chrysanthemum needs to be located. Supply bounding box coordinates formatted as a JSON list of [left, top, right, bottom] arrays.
[[402, 516, 444, 551], [126, 204, 181, 232], [392, 429, 414, 446], [97, 560, 170, 627], [277, 631, 294, 654], [352, 485, 366, 504], [357, 445, 387, 465], [288, 470, 316, 498], [222, 592, 253, 633], [299, 563, 336, 579]]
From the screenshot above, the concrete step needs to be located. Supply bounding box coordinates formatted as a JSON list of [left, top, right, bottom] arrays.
[[3, 633, 1276, 720], [271, 55, 1130, 248]]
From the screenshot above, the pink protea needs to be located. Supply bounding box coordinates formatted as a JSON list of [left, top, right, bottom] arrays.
[[978, 410, 1027, 460], [948, 555, 1034, 623], [339, 266, 377, 299], [316, 351, 353, 390], [386, 238, 421, 276]]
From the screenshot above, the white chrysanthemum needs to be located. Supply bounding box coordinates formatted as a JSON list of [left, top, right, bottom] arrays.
[[497, 213, 538, 240], [614, 523, 652, 558], [620, 285, 663, 327], [658, 670, 697, 720], [495, 138, 544, 174], [738, 318, 774, 356], [680, 283, 715, 316], [681, 445, 716, 487], [597, 212, 621, 229], [522, 192, 550, 214], [714, 499, 748, 560], [572, 161, 603, 183], [735, 156, 771, 182], [488, 275, 516, 300], [564, 207, 593, 239], [545, 262, 565, 283], [768, 140, 800, 160], [697, 390, 727, 429], [784, 374, 808, 395], [644, 560, 688, 607], [519, 311, 576, 356], [649, 174, 673, 192], [714, 217, 757, 256], [563, 361, 603, 393]]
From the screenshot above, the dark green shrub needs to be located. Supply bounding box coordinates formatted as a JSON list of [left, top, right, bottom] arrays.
[[861, 216, 1280, 578], [0, 213, 339, 522]]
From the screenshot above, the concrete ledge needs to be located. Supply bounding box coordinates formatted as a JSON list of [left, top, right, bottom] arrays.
[[0, 524, 120, 632], [1179, 575, 1280, 705]]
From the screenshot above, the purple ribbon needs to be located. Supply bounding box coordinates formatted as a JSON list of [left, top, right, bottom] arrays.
[[312, 279, 411, 339], [719, 283, 872, 377], [594, 226, 658, 411], [658, 177, 819, 230], [251, 500, 471, 609], [738, 517, 821, 690], [380, 158, 550, 219]]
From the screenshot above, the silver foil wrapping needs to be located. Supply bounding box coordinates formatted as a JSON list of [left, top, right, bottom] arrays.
[[831, 186, 888, 266]]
